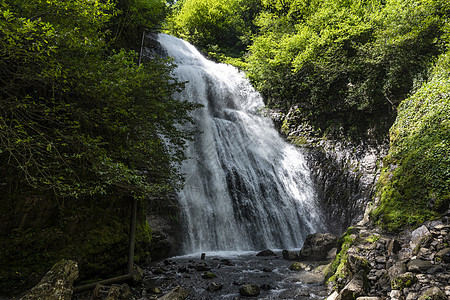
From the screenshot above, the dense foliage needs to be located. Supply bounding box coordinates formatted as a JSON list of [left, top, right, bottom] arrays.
[[0, 0, 198, 203], [169, 0, 449, 139], [371, 51, 450, 231], [167, 0, 262, 60], [0, 0, 199, 293]]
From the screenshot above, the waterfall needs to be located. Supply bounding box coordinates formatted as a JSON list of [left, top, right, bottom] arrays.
[[157, 34, 325, 253]]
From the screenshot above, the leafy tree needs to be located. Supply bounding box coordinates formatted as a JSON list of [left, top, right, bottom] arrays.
[[245, 0, 449, 139], [108, 0, 167, 47], [167, 0, 262, 60], [0, 0, 199, 202]]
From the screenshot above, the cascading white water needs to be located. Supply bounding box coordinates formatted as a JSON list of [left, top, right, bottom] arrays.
[[158, 34, 325, 253]]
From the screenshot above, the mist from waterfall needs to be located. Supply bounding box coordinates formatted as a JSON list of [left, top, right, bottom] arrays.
[[157, 34, 325, 254]]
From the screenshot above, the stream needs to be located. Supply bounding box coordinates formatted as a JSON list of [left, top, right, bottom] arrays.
[[74, 251, 329, 299]]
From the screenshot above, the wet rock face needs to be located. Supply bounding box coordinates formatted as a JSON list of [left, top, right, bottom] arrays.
[[306, 140, 387, 235], [21, 260, 78, 300], [272, 107, 389, 236]]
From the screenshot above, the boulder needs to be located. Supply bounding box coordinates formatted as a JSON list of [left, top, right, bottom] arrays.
[[327, 248, 338, 260], [282, 249, 300, 260], [418, 287, 447, 300], [158, 286, 189, 300], [289, 261, 309, 271], [406, 259, 432, 273], [207, 282, 222, 292], [336, 270, 369, 300], [347, 254, 371, 274], [256, 249, 276, 256], [194, 263, 211, 271], [410, 225, 431, 251], [299, 233, 338, 261], [388, 262, 407, 279], [435, 247, 450, 263], [21, 259, 78, 300], [390, 272, 417, 290], [389, 290, 403, 300], [239, 284, 260, 297]]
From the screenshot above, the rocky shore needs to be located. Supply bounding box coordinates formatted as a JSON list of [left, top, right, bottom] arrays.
[[19, 211, 449, 300], [323, 210, 450, 300]]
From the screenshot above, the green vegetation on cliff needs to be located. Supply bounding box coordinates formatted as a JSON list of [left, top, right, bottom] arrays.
[[371, 51, 450, 231], [169, 0, 449, 139]]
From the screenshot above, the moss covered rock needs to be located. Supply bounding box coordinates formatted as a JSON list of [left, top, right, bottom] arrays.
[[391, 272, 417, 290]]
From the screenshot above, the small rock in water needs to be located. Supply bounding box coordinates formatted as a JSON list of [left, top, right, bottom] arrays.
[[202, 271, 217, 279], [239, 284, 260, 297], [282, 249, 300, 260], [256, 249, 276, 256], [194, 263, 211, 271], [207, 282, 222, 291], [289, 261, 308, 271]]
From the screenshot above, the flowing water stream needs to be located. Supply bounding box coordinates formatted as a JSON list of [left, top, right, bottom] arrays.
[[157, 34, 325, 254]]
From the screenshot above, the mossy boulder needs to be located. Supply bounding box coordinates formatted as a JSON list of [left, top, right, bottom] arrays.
[[289, 262, 309, 271], [391, 272, 417, 290], [201, 272, 217, 279]]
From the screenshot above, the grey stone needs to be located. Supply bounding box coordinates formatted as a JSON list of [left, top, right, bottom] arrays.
[[410, 225, 431, 251], [21, 259, 78, 300], [131, 265, 145, 285], [407, 259, 433, 273], [239, 284, 260, 297], [282, 249, 300, 260], [326, 291, 339, 300], [390, 289, 403, 300], [406, 293, 418, 300], [207, 282, 222, 292], [299, 233, 338, 261], [418, 287, 447, 300], [388, 262, 407, 279], [435, 247, 450, 263], [391, 272, 417, 290], [289, 261, 309, 271], [347, 253, 371, 274], [327, 247, 338, 260], [337, 270, 369, 300]]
